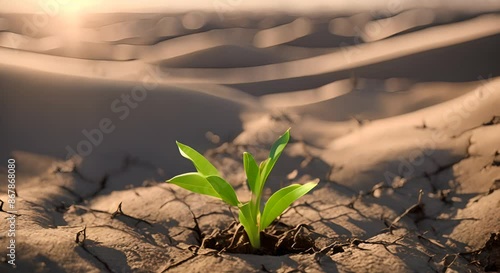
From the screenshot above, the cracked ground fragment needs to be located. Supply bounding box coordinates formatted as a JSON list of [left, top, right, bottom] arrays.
[[0, 153, 177, 273], [1, 79, 500, 272]]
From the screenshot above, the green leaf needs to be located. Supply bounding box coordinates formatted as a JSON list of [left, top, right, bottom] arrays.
[[269, 128, 291, 160], [206, 176, 240, 206], [258, 129, 291, 191], [254, 158, 269, 192], [260, 180, 318, 230], [176, 141, 219, 176], [167, 172, 220, 199], [243, 152, 259, 193], [259, 158, 269, 175], [238, 202, 261, 249]]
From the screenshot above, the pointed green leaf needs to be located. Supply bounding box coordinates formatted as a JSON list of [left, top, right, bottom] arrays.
[[167, 172, 220, 199], [254, 158, 270, 201], [259, 129, 291, 191], [259, 158, 269, 175], [238, 202, 261, 249], [176, 141, 219, 176], [206, 176, 240, 206], [260, 180, 318, 230], [243, 152, 259, 193], [269, 128, 291, 160]]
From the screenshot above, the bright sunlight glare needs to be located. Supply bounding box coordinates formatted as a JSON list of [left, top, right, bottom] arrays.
[[58, 0, 100, 15]]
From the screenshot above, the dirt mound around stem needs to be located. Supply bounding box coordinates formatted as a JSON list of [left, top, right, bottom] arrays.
[[201, 222, 322, 255], [465, 233, 500, 272]]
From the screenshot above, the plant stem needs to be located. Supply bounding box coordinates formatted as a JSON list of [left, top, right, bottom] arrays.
[[248, 188, 263, 249]]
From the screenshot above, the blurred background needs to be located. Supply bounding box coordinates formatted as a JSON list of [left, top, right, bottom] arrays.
[[1, 0, 499, 174]]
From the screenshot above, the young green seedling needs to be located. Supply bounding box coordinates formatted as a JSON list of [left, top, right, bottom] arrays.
[[166, 129, 318, 249]]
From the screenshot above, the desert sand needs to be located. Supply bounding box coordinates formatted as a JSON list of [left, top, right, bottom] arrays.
[[1, 2, 499, 272]]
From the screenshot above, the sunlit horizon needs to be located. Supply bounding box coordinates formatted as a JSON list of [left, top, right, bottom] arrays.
[[1, 0, 498, 15]]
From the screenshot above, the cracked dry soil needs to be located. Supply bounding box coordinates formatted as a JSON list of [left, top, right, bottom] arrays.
[[1, 90, 500, 272]]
